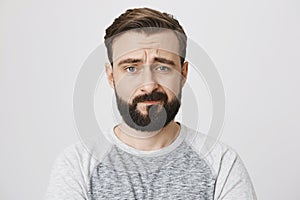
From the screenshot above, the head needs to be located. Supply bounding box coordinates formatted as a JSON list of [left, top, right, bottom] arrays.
[[104, 7, 188, 132]]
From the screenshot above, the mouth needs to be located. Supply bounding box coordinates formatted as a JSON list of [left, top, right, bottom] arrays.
[[141, 100, 161, 105], [136, 100, 163, 113]]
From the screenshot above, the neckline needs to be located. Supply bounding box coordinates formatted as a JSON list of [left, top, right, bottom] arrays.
[[108, 122, 187, 157]]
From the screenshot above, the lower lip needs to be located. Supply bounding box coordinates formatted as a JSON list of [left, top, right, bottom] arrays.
[[142, 101, 161, 105]]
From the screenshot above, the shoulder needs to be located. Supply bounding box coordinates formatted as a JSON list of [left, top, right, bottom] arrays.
[[45, 132, 115, 200], [56, 141, 98, 169], [48, 141, 101, 186], [182, 124, 257, 199], [53, 132, 115, 176], [182, 124, 246, 177]]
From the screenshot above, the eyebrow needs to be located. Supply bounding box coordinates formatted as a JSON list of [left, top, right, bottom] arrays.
[[117, 57, 176, 67], [154, 57, 176, 66], [117, 58, 143, 66]]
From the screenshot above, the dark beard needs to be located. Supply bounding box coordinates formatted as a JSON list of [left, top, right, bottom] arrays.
[[115, 91, 181, 132]]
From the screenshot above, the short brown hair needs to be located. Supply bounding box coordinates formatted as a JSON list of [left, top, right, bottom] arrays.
[[104, 7, 187, 65]]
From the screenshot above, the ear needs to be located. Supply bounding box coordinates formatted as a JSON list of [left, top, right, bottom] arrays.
[[181, 61, 188, 86], [105, 63, 114, 89]]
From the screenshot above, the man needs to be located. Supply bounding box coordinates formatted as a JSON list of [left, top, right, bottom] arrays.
[[45, 7, 257, 200]]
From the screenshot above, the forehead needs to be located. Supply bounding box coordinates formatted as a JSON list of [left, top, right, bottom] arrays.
[[111, 30, 180, 62]]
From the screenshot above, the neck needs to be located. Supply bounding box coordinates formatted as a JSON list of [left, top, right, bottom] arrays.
[[113, 120, 180, 151]]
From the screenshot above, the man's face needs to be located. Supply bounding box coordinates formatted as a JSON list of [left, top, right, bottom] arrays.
[[106, 30, 188, 132]]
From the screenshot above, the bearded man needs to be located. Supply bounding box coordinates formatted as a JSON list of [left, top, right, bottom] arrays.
[[45, 7, 257, 200]]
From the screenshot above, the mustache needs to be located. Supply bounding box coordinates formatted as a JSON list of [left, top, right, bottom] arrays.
[[132, 91, 168, 105]]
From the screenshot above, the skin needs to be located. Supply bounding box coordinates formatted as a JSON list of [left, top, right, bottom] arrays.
[[105, 30, 188, 151]]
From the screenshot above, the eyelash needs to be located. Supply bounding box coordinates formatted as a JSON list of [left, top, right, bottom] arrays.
[[156, 65, 170, 71], [125, 66, 137, 73], [124, 65, 171, 73]]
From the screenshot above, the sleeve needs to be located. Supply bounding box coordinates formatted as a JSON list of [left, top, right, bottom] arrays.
[[44, 145, 91, 200], [213, 148, 257, 200]]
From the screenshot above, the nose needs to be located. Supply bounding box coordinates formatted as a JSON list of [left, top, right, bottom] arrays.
[[139, 69, 158, 93]]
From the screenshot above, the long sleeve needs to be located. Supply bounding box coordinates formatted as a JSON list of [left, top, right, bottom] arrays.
[[44, 144, 95, 200], [186, 127, 257, 200], [213, 149, 257, 200]]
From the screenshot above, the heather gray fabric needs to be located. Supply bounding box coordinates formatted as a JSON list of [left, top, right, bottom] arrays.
[[45, 124, 257, 200]]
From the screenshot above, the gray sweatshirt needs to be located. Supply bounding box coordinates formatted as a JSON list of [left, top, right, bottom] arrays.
[[45, 124, 257, 200]]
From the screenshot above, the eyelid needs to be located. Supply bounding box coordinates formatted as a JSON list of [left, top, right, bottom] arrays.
[[155, 65, 171, 71], [123, 65, 137, 69], [123, 64, 172, 72], [124, 65, 140, 73]]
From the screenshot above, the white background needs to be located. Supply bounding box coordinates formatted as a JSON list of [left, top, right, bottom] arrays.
[[1, 0, 300, 199]]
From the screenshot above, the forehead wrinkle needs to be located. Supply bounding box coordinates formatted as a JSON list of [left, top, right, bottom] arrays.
[[143, 49, 175, 65], [144, 49, 163, 64], [115, 48, 177, 67], [112, 31, 180, 62], [143, 50, 147, 64], [138, 41, 161, 49], [129, 48, 159, 65]]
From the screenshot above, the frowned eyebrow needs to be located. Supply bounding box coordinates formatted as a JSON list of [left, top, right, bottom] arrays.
[[117, 57, 176, 67], [117, 58, 143, 66], [154, 57, 175, 66]]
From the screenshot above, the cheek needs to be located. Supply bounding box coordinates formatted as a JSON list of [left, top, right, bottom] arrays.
[[114, 74, 142, 102], [157, 75, 182, 98]]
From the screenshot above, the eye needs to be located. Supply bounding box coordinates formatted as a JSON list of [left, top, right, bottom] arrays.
[[156, 65, 170, 71], [125, 66, 137, 73]]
